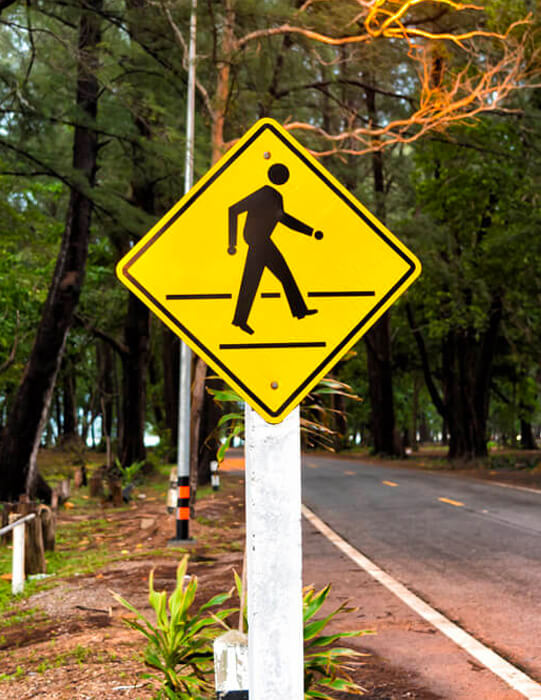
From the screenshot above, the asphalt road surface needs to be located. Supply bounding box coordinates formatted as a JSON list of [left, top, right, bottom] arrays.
[[301, 455, 541, 686]]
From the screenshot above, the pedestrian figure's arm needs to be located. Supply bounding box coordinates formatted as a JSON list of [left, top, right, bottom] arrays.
[[280, 211, 313, 237], [228, 196, 251, 254]]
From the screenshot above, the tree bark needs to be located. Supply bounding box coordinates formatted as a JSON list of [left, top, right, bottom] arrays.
[[119, 294, 149, 467], [97, 340, 115, 450], [61, 354, 78, 441], [0, 0, 101, 501], [520, 419, 537, 450], [113, 0, 157, 468], [162, 327, 179, 461], [365, 312, 400, 455], [189, 357, 208, 509], [363, 80, 400, 456], [407, 294, 502, 460]]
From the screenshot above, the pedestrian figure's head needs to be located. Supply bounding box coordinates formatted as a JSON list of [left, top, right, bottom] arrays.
[[268, 163, 289, 186]]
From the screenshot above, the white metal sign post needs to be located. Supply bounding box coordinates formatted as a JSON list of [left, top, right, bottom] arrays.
[[245, 404, 304, 699]]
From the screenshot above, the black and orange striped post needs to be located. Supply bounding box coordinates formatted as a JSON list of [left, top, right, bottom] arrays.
[[176, 477, 191, 541]]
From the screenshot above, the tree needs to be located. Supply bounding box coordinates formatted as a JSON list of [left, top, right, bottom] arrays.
[[0, 0, 537, 490], [405, 106, 540, 458], [159, 0, 537, 463], [0, 0, 102, 500]]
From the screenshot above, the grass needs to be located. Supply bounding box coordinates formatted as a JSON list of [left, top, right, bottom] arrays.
[[2, 644, 117, 680], [0, 606, 43, 629], [0, 449, 232, 625], [0, 510, 129, 616], [0, 665, 24, 682]]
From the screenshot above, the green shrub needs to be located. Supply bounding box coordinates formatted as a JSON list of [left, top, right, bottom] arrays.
[[111, 555, 234, 699], [303, 584, 372, 698], [113, 558, 373, 699], [114, 458, 145, 486], [234, 570, 373, 699]]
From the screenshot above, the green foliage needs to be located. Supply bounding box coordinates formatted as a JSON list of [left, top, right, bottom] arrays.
[[208, 375, 361, 462], [111, 555, 234, 700], [0, 0, 538, 462], [114, 457, 145, 486], [111, 557, 372, 700], [301, 377, 362, 451], [231, 567, 372, 699], [303, 584, 372, 698], [206, 387, 244, 464]]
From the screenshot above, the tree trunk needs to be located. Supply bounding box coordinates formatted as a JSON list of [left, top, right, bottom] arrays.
[[97, 340, 114, 454], [363, 80, 399, 457], [0, 0, 101, 501], [119, 294, 150, 467], [189, 357, 208, 509], [408, 294, 501, 460], [520, 419, 537, 450], [411, 375, 420, 451], [115, 0, 156, 468], [442, 297, 502, 460], [162, 327, 179, 461], [419, 413, 431, 444], [365, 312, 399, 455], [148, 351, 164, 430], [61, 354, 78, 441]]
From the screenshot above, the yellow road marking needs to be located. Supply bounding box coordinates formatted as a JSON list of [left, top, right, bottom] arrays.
[[307, 462, 319, 469], [382, 480, 398, 487], [344, 470, 355, 476], [438, 497, 464, 507]]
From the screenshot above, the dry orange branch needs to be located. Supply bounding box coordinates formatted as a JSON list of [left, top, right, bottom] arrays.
[[232, 0, 538, 156]]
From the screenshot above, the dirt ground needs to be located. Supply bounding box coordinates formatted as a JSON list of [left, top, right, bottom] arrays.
[[0, 467, 441, 700]]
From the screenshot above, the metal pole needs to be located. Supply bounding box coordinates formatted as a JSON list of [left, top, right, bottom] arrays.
[[245, 404, 304, 699], [174, 0, 197, 543]]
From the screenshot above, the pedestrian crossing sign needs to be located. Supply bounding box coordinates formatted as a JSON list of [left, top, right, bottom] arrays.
[[116, 118, 421, 424]]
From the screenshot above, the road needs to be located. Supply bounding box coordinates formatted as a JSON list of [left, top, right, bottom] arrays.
[[301, 455, 541, 688]]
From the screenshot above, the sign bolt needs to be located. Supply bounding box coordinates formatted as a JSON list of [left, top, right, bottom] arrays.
[[271, 381, 279, 390], [263, 151, 271, 159]]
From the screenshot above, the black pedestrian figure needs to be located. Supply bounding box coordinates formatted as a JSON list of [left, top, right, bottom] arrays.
[[228, 163, 324, 335]]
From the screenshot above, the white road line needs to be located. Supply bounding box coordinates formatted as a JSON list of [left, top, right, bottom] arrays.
[[302, 504, 541, 700], [489, 481, 541, 496]]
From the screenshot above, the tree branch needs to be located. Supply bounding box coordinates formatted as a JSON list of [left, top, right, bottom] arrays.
[[161, 4, 214, 122], [231, 9, 537, 157], [0, 139, 139, 235], [274, 79, 415, 106], [73, 313, 129, 357]]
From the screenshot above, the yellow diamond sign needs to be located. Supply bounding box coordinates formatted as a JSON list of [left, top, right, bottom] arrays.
[[116, 119, 421, 423]]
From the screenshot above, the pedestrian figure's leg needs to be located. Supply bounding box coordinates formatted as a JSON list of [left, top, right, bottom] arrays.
[[265, 243, 316, 319], [232, 246, 266, 334]]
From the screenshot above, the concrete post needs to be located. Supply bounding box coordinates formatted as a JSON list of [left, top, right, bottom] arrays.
[[12, 521, 25, 595], [245, 404, 304, 699]]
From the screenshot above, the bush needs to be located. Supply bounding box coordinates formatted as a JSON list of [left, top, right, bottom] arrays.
[[111, 555, 234, 699], [303, 584, 372, 698]]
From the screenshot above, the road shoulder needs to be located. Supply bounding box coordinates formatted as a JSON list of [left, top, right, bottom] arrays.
[[302, 513, 524, 700]]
